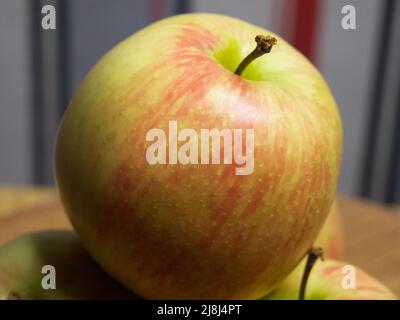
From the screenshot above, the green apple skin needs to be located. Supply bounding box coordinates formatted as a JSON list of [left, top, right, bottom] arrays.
[[264, 259, 397, 300], [55, 13, 342, 299], [267, 201, 343, 299], [314, 200, 343, 259], [263, 199, 342, 300], [0, 231, 138, 300]]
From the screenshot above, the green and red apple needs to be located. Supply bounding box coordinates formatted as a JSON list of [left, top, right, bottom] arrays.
[[266, 203, 396, 300], [264, 259, 397, 300], [0, 231, 137, 300], [55, 13, 342, 299]]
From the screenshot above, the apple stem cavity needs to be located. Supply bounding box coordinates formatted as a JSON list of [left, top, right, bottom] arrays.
[[299, 247, 324, 300], [234, 35, 277, 76]]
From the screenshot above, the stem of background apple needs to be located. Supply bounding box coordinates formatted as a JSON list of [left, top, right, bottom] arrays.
[[234, 35, 277, 76], [298, 247, 324, 300]]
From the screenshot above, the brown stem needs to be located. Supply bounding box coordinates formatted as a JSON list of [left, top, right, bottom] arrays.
[[234, 35, 277, 76], [299, 247, 324, 300]]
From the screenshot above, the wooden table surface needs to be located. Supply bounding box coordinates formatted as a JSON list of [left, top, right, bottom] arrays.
[[0, 186, 399, 296], [337, 196, 400, 296]]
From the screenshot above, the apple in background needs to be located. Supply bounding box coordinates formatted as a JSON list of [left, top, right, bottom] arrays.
[[264, 259, 397, 300], [0, 231, 137, 300], [55, 13, 342, 299]]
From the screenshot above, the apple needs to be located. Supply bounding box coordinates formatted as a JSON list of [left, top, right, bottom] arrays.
[[55, 13, 342, 299], [262, 201, 343, 298], [0, 230, 137, 299], [262, 199, 342, 299], [264, 259, 397, 300], [313, 200, 343, 259]]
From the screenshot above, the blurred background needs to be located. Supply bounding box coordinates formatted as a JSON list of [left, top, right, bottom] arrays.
[[1, 0, 400, 204]]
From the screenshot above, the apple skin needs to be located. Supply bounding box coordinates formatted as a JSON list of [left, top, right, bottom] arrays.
[[55, 13, 342, 299], [264, 202, 395, 300], [314, 200, 343, 259], [263, 199, 342, 299], [264, 259, 397, 300], [0, 231, 138, 300]]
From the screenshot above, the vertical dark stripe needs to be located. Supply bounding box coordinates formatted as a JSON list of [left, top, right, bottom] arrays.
[[393, 131, 400, 202], [149, 0, 166, 22], [175, 0, 191, 14], [31, 0, 44, 184], [31, 0, 67, 184], [361, 0, 395, 197], [58, 0, 69, 117], [291, 0, 321, 63], [385, 62, 400, 203], [280, 0, 296, 41]]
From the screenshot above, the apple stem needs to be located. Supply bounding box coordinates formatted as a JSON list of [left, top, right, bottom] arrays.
[[234, 35, 277, 76], [298, 247, 324, 300]]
